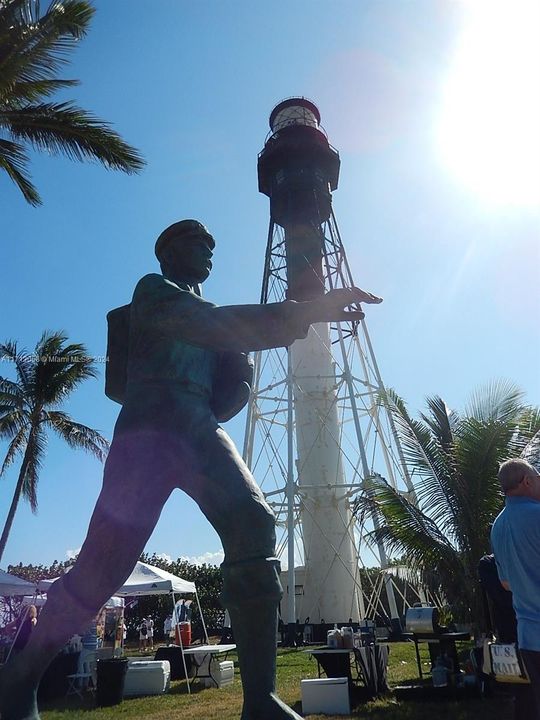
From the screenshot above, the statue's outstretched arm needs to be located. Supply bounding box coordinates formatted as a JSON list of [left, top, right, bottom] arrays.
[[135, 274, 381, 353]]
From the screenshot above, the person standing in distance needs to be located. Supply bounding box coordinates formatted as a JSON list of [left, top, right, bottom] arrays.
[[147, 616, 154, 652], [138, 618, 148, 652]]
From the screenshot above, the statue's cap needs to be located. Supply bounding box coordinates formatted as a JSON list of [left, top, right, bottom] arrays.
[[155, 220, 215, 261]]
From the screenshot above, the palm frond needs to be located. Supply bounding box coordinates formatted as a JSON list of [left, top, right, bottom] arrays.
[[0, 1, 94, 93], [0, 376, 24, 406], [0, 408, 27, 440], [0, 1, 143, 204], [420, 395, 455, 451], [451, 418, 510, 559], [384, 391, 462, 540], [33, 331, 98, 404], [0, 137, 40, 203], [45, 410, 109, 461], [41, 0, 95, 40], [357, 478, 472, 616], [465, 379, 525, 423], [510, 408, 540, 458], [35, 330, 70, 357], [2, 101, 145, 172], [449, 384, 534, 561], [521, 429, 540, 471], [0, 425, 29, 475], [6, 77, 78, 104], [22, 426, 47, 512], [0, 0, 36, 30], [520, 407, 540, 434], [357, 477, 462, 580], [385, 390, 452, 481], [0, 340, 35, 393]]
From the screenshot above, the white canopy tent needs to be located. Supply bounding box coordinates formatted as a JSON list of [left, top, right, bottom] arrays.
[[36, 577, 124, 610], [5, 562, 203, 689], [36, 561, 197, 599], [37, 563, 199, 631], [0, 570, 42, 664], [115, 561, 196, 596], [24, 594, 123, 609], [115, 561, 205, 694], [0, 569, 37, 597], [36, 576, 61, 593]]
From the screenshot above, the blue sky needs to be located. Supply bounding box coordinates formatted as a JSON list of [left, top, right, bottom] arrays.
[[1, 0, 539, 570]]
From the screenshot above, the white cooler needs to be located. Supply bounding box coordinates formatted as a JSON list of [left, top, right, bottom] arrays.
[[301, 677, 350, 715], [123, 659, 171, 696], [203, 659, 235, 688]]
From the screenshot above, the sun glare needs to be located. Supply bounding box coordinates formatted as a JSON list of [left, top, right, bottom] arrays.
[[437, 0, 540, 208]]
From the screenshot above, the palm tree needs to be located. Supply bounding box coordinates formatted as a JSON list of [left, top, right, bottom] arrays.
[[0, 331, 109, 562], [0, 0, 144, 206], [354, 381, 540, 628], [522, 428, 540, 470]]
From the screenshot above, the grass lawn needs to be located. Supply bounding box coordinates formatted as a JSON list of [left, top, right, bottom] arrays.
[[40, 641, 516, 720]]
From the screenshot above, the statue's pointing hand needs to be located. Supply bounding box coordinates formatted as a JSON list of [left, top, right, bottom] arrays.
[[309, 287, 383, 324], [352, 287, 383, 305]]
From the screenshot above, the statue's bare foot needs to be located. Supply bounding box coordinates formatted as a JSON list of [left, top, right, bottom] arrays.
[[241, 692, 303, 720], [0, 662, 40, 720]]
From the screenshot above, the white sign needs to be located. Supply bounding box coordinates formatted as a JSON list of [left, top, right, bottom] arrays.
[[490, 644, 524, 677]]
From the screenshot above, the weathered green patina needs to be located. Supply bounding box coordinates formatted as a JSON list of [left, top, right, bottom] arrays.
[[0, 220, 381, 720]]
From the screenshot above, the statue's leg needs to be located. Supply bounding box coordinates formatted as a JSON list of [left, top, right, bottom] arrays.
[[0, 427, 174, 720], [221, 558, 304, 720], [182, 422, 303, 720]]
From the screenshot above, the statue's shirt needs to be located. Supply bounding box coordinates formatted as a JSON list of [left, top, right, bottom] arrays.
[[127, 274, 310, 400], [128, 275, 217, 399]]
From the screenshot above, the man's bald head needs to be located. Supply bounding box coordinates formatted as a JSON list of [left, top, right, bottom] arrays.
[[498, 458, 540, 495]]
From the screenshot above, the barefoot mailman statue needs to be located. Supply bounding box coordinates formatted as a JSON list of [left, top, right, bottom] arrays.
[[0, 220, 382, 720]]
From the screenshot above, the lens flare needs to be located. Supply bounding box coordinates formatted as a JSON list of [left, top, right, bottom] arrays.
[[437, 0, 540, 208]]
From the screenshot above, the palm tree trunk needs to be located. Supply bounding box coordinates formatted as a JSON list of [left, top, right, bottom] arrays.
[[0, 438, 34, 564]]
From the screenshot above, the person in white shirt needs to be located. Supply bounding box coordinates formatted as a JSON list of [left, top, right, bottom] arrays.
[[138, 619, 148, 652]]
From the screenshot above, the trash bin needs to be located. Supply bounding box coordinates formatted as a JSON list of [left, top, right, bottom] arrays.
[[96, 657, 128, 706]]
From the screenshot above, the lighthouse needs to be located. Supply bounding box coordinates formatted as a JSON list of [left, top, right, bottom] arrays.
[[244, 98, 414, 643]]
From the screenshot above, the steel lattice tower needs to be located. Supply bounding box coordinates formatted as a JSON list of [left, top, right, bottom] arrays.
[[243, 98, 415, 643]]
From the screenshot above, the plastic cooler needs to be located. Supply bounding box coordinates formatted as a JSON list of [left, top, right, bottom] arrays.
[[123, 659, 171, 697], [204, 659, 235, 688], [301, 677, 350, 715]]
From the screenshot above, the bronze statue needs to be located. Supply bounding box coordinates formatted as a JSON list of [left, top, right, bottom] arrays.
[[0, 220, 381, 719]]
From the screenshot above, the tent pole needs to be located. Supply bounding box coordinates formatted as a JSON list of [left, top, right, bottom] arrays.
[[195, 590, 209, 645], [173, 592, 191, 695], [5, 602, 31, 664]]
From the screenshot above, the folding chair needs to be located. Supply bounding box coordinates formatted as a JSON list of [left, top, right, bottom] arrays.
[[66, 649, 96, 699]]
